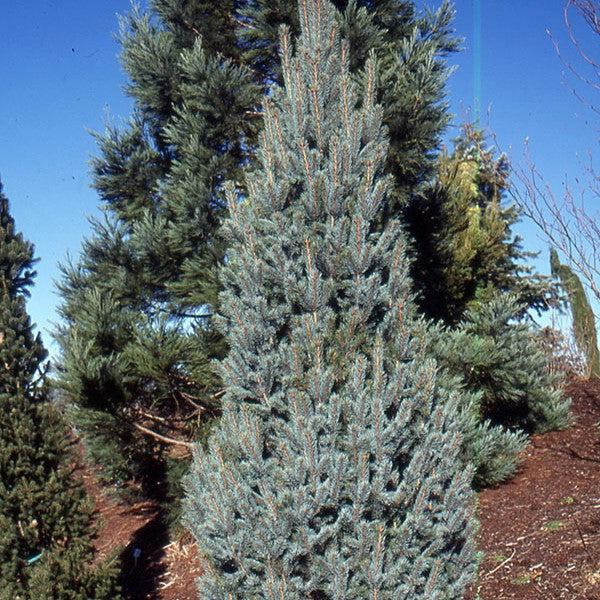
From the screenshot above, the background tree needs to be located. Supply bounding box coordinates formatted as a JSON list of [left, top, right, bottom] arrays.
[[551, 247, 600, 378], [426, 309, 527, 487], [404, 124, 567, 486], [56, 0, 262, 498], [409, 124, 557, 324], [430, 294, 571, 486], [185, 1, 477, 596], [0, 183, 118, 599]]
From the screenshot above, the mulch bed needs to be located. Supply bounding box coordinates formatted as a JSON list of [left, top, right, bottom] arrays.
[[80, 454, 201, 600], [468, 378, 600, 599], [83, 378, 600, 599]]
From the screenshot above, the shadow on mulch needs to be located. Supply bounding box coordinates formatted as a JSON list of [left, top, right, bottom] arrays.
[[116, 453, 175, 599], [78, 444, 201, 600], [119, 512, 170, 600]]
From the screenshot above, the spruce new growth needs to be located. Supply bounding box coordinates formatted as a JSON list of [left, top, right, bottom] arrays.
[[185, 1, 477, 598]]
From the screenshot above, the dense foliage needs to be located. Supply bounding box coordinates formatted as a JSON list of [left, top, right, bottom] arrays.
[[431, 294, 571, 486], [0, 183, 118, 599], [48, 3, 570, 571], [185, 2, 477, 596], [408, 125, 557, 324], [0, 1, 584, 597], [55, 0, 261, 492]]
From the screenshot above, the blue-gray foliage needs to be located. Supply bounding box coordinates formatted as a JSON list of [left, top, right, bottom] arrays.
[[430, 293, 571, 487], [185, 1, 478, 597]]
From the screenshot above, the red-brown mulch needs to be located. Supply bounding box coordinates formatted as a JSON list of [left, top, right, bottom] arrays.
[[80, 456, 202, 600], [468, 378, 600, 599], [82, 378, 600, 599]]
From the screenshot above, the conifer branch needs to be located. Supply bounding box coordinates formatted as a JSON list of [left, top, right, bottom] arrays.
[[133, 422, 194, 450]]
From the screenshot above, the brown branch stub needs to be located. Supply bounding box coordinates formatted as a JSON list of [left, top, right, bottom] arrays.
[[133, 422, 194, 450]]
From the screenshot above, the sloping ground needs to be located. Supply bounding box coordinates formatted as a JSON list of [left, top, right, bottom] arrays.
[[83, 378, 600, 599], [468, 378, 600, 599]]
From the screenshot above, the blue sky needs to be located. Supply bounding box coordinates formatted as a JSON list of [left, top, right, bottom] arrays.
[[0, 1, 597, 352]]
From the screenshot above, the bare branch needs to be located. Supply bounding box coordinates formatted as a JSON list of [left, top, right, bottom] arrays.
[[508, 1, 600, 314], [133, 422, 194, 450]]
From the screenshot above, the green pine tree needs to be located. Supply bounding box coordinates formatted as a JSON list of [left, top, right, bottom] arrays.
[[185, 2, 477, 596], [56, 0, 262, 494], [424, 311, 528, 487], [429, 293, 572, 487], [0, 183, 118, 599], [408, 124, 557, 324], [550, 248, 600, 378]]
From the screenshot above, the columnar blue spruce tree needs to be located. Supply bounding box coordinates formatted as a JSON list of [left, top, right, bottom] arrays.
[[185, 1, 477, 597], [0, 183, 118, 599]]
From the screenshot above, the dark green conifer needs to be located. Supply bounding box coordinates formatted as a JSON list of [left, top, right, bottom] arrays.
[[56, 0, 262, 491], [0, 183, 118, 599], [550, 248, 600, 378], [185, 2, 477, 596]]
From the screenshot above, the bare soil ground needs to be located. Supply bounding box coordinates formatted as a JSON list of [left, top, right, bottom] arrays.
[[83, 378, 600, 599]]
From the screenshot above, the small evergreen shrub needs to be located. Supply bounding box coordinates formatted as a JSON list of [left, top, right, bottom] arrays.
[[430, 294, 571, 486], [430, 360, 527, 488]]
